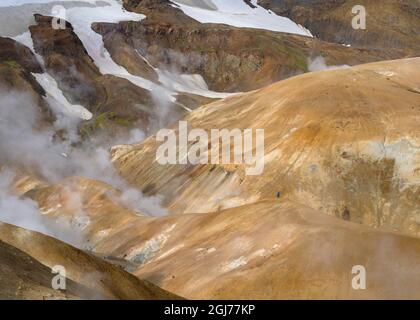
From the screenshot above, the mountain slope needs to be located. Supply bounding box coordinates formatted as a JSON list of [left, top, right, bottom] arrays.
[[0, 222, 182, 299], [29, 14, 171, 134], [114, 200, 420, 299], [10, 174, 420, 299], [111, 58, 420, 237], [258, 0, 420, 54], [1, 58, 419, 299], [0, 0, 419, 302], [112, 0, 402, 93], [0, 239, 90, 299]]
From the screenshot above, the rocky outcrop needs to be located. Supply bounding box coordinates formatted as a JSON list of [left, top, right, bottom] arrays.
[[0, 62, 45, 99], [92, 0, 404, 93], [0, 36, 42, 73], [123, 0, 199, 25], [96, 30, 159, 82], [258, 0, 420, 55], [29, 15, 182, 136], [0, 37, 52, 125], [30, 15, 105, 109], [0, 36, 45, 96]]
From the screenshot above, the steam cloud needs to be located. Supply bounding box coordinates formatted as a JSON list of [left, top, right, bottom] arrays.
[[308, 56, 350, 72], [0, 87, 167, 246]]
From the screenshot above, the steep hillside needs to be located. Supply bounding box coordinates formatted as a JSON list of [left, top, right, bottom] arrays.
[[0, 222, 181, 300], [0, 239, 90, 299], [111, 58, 420, 237], [29, 14, 174, 134], [0, 0, 419, 302], [0, 36, 50, 121], [94, 19, 395, 93], [0, 36, 42, 73], [9, 177, 420, 299], [98, 0, 402, 93], [258, 0, 420, 54], [99, 200, 420, 300], [5, 59, 417, 300]]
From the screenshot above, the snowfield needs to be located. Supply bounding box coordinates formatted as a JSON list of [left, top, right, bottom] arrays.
[[0, 0, 97, 7], [1, 0, 312, 120], [173, 0, 313, 37]]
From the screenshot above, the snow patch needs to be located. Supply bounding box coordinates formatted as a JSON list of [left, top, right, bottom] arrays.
[[172, 0, 312, 37], [0, 0, 97, 7], [158, 70, 233, 99], [33, 72, 93, 120], [53, 1, 157, 90], [7, 1, 234, 100]]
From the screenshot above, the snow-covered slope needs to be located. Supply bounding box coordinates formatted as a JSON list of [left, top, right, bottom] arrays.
[[173, 0, 312, 36], [34, 73, 93, 120], [13, 31, 93, 121], [2, 0, 233, 102]]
